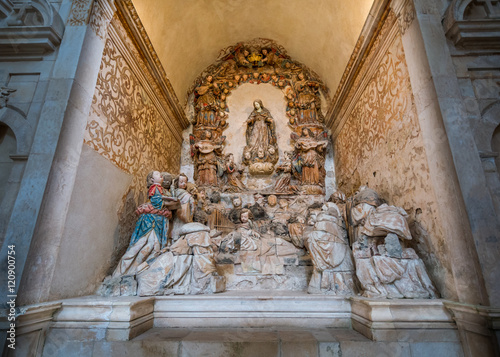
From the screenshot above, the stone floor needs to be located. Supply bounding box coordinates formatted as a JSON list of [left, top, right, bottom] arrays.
[[42, 326, 465, 357]]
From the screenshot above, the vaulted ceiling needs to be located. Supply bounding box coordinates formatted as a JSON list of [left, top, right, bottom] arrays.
[[132, 0, 374, 104]]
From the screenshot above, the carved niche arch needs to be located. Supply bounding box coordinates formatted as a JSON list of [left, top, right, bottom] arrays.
[[187, 38, 330, 141], [186, 39, 331, 190]]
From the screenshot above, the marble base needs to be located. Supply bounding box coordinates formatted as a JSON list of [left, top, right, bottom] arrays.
[[51, 296, 154, 341], [351, 297, 459, 342], [154, 291, 351, 329], [9, 293, 500, 356], [1, 302, 61, 357]]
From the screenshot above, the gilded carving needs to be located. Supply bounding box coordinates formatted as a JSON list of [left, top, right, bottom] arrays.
[[188, 38, 330, 191]]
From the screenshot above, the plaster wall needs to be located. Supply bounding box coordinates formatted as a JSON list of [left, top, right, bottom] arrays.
[[48, 145, 132, 298], [334, 34, 453, 298], [132, 0, 374, 104]]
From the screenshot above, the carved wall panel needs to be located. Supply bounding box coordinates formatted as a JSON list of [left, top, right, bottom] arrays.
[[84, 35, 181, 203], [334, 34, 452, 295]]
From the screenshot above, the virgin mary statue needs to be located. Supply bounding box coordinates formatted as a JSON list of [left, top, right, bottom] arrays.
[[242, 99, 279, 175]]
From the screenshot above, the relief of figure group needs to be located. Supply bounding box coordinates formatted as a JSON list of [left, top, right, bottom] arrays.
[[100, 167, 438, 300]]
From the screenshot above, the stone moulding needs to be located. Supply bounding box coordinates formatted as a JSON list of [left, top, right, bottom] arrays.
[[11, 294, 500, 356], [325, 0, 396, 138], [114, 0, 190, 131], [444, 0, 500, 49], [50, 296, 154, 341], [0, 0, 64, 58]]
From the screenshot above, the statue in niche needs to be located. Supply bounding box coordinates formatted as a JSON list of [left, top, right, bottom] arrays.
[[304, 202, 356, 295], [223, 153, 245, 192], [294, 73, 323, 124], [191, 130, 224, 187], [274, 151, 299, 193], [242, 99, 279, 175], [347, 187, 438, 299], [292, 127, 328, 193], [194, 75, 220, 126], [112, 171, 178, 278]]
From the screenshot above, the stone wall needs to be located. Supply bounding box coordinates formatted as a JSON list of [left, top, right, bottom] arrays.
[[332, 14, 454, 298]]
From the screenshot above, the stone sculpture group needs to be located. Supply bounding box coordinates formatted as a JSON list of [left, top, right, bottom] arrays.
[[100, 38, 438, 299], [100, 170, 438, 300]]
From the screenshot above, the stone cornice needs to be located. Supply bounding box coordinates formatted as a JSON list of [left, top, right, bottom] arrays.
[[326, 0, 401, 140], [114, 0, 190, 131]]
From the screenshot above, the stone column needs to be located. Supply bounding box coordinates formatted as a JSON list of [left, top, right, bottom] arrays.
[[390, 0, 499, 306], [0, 0, 117, 306]]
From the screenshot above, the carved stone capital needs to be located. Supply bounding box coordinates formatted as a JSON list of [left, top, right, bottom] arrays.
[[89, 0, 117, 40], [391, 0, 417, 36]]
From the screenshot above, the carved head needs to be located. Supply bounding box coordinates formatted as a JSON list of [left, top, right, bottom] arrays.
[[161, 172, 173, 189], [301, 127, 314, 137], [177, 173, 188, 189], [268, 146, 276, 155], [253, 99, 264, 111], [147, 170, 163, 187], [257, 148, 265, 159], [240, 208, 252, 223], [232, 196, 242, 208], [226, 153, 234, 163], [267, 195, 277, 207]]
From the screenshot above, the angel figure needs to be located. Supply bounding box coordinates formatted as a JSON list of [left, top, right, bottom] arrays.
[[191, 130, 224, 187], [194, 75, 220, 126], [223, 153, 245, 192], [274, 151, 298, 193]]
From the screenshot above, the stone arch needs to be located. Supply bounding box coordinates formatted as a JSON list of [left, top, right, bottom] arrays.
[[476, 101, 500, 216], [476, 101, 500, 153], [0, 107, 31, 156], [187, 38, 330, 141], [185, 38, 332, 192]]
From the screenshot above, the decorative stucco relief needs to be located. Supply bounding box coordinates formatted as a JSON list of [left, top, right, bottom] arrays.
[[67, 0, 93, 26], [334, 35, 451, 295], [84, 36, 181, 199]]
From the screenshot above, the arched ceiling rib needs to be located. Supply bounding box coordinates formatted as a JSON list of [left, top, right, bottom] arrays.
[[132, 0, 374, 105]]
